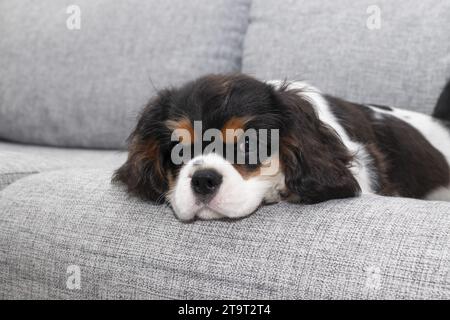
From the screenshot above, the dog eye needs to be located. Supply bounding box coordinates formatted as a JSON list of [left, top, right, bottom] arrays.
[[239, 136, 257, 154]]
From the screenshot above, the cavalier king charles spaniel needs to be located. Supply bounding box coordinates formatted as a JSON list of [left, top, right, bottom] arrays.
[[114, 74, 450, 220]]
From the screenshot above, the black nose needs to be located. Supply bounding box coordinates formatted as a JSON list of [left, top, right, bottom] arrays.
[[191, 169, 222, 197]]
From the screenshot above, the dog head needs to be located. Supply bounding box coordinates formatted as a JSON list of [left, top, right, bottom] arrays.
[[114, 74, 360, 220]]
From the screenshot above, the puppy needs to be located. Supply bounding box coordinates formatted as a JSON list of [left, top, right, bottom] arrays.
[[114, 74, 450, 220]]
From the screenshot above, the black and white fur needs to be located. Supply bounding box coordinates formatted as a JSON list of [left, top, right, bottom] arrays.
[[114, 74, 450, 220]]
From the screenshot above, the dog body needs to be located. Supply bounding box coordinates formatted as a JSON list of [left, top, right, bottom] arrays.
[[114, 74, 450, 220], [277, 80, 450, 200]]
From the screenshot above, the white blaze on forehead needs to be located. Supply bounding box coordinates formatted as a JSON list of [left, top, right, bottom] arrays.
[[167, 153, 284, 220]]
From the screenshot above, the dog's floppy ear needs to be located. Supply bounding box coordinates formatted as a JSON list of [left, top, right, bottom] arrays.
[[113, 135, 167, 202], [276, 86, 361, 204], [113, 95, 169, 202]]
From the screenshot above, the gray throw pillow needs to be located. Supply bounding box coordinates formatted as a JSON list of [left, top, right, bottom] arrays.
[[0, 0, 251, 148], [242, 0, 450, 114]]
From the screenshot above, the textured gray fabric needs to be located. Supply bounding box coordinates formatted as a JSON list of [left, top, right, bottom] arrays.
[[0, 0, 251, 148], [0, 142, 125, 190], [242, 0, 450, 114], [0, 168, 449, 299]]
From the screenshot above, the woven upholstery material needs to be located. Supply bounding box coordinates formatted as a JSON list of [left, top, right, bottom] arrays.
[[0, 0, 251, 148], [242, 0, 450, 114], [1, 0, 450, 301], [0, 142, 125, 190], [1, 168, 448, 299]]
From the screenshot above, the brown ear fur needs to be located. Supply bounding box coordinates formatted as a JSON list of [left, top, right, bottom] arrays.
[[112, 92, 172, 202], [276, 86, 361, 204], [113, 134, 168, 202]]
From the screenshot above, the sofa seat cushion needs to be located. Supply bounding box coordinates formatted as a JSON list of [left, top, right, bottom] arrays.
[[0, 142, 125, 190], [242, 0, 450, 114], [0, 168, 449, 299]]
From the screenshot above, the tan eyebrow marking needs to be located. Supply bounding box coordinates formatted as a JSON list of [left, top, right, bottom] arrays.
[[221, 116, 253, 143], [165, 117, 195, 144]]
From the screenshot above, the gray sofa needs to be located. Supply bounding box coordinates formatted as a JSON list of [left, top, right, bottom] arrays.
[[0, 0, 449, 299]]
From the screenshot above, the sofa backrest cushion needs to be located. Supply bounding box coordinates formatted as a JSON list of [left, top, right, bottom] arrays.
[[0, 0, 251, 148], [242, 0, 450, 114]]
